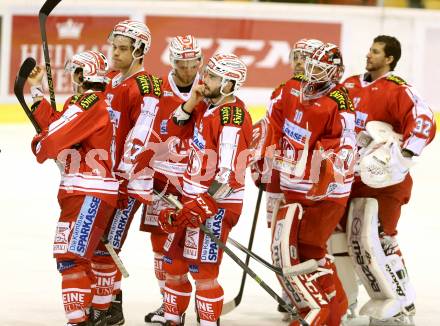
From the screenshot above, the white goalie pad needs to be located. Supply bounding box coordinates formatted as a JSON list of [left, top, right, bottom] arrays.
[[347, 198, 416, 320], [358, 121, 414, 188], [271, 204, 324, 317], [327, 232, 359, 309]]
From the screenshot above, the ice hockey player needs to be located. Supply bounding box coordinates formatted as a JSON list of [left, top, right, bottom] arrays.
[[340, 35, 436, 326], [250, 38, 324, 321], [265, 42, 356, 326], [28, 50, 118, 326], [138, 35, 203, 325], [101, 19, 162, 326], [157, 53, 253, 325]]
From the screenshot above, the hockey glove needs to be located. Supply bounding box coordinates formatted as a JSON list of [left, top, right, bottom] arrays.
[[31, 129, 48, 162], [158, 208, 179, 233], [175, 193, 218, 228]]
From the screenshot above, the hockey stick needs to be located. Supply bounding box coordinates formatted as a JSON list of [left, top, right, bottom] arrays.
[[14, 58, 41, 133], [222, 185, 263, 315], [227, 237, 318, 277], [101, 238, 129, 278], [39, 0, 62, 111], [154, 190, 308, 326]]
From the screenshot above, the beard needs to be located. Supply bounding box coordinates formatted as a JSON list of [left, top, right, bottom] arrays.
[[203, 86, 221, 99]]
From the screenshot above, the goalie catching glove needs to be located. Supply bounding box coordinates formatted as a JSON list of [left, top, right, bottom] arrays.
[[158, 192, 218, 232]]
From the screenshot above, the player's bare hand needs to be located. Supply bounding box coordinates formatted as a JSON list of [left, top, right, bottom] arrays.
[[27, 66, 45, 86], [184, 84, 205, 113]]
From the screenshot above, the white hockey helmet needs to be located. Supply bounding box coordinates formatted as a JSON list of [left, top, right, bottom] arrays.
[[301, 43, 344, 100], [169, 35, 202, 63], [289, 38, 323, 63], [108, 20, 151, 59], [206, 53, 247, 96], [64, 50, 109, 84]]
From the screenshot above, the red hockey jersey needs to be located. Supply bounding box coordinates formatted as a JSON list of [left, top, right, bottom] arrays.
[[33, 92, 118, 206], [266, 76, 357, 206], [343, 72, 436, 156], [171, 97, 253, 216]]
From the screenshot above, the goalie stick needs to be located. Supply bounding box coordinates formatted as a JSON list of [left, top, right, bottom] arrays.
[[222, 186, 263, 315], [14, 60, 129, 278], [39, 0, 62, 111], [153, 189, 309, 326]]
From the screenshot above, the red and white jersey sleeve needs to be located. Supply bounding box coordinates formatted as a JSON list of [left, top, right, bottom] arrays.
[[344, 73, 436, 156], [105, 70, 161, 169], [34, 92, 118, 206], [267, 79, 356, 206], [181, 98, 253, 216]]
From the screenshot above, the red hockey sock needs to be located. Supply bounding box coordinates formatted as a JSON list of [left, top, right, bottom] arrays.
[[195, 286, 224, 325], [61, 264, 93, 324], [163, 279, 192, 323], [154, 253, 166, 291], [112, 269, 122, 295], [91, 262, 117, 310]]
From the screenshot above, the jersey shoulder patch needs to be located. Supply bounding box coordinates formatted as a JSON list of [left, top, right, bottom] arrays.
[[69, 94, 82, 105], [292, 73, 307, 82], [78, 93, 99, 110], [328, 87, 354, 111], [386, 75, 407, 85], [220, 106, 245, 126], [135, 73, 163, 97]]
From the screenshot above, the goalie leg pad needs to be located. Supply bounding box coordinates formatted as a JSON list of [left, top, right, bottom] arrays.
[[347, 198, 415, 319], [327, 231, 359, 311], [272, 204, 344, 325]]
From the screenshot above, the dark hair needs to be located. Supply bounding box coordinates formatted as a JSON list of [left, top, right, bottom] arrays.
[[373, 35, 401, 70], [82, 81, 106, 92]]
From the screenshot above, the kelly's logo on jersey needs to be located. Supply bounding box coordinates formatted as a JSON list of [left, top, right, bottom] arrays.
[[136, 74, 152, 95], [282, 119, 311, 146], [329, 89, 354, 112]]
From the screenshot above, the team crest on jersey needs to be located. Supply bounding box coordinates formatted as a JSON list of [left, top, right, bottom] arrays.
[[183, 228, 200, 260], [282, 119, 311, 146], [79, 93, 99, 110], [328, 88, 354, 111], [355, 111, 368, 129], [386, 75, 406, 85], [53, 222, 71, 254]]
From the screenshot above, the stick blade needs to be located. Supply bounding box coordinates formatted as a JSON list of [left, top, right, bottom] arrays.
[[14, 57, 36, 97], [221, 297, 240, 315], [39, 0, 62, 16]]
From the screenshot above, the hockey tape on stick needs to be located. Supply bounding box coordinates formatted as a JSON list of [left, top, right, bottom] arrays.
[[14, 57, 41, 133]]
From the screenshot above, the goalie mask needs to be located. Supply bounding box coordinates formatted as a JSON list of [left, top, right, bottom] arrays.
[[64, 50, 109, 92], [301, 43, 344, 101], [169, 35, 202, 65], [108, 20, 151, 60], [289, 38, 323, 70], [205, 53, 247, 96]]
